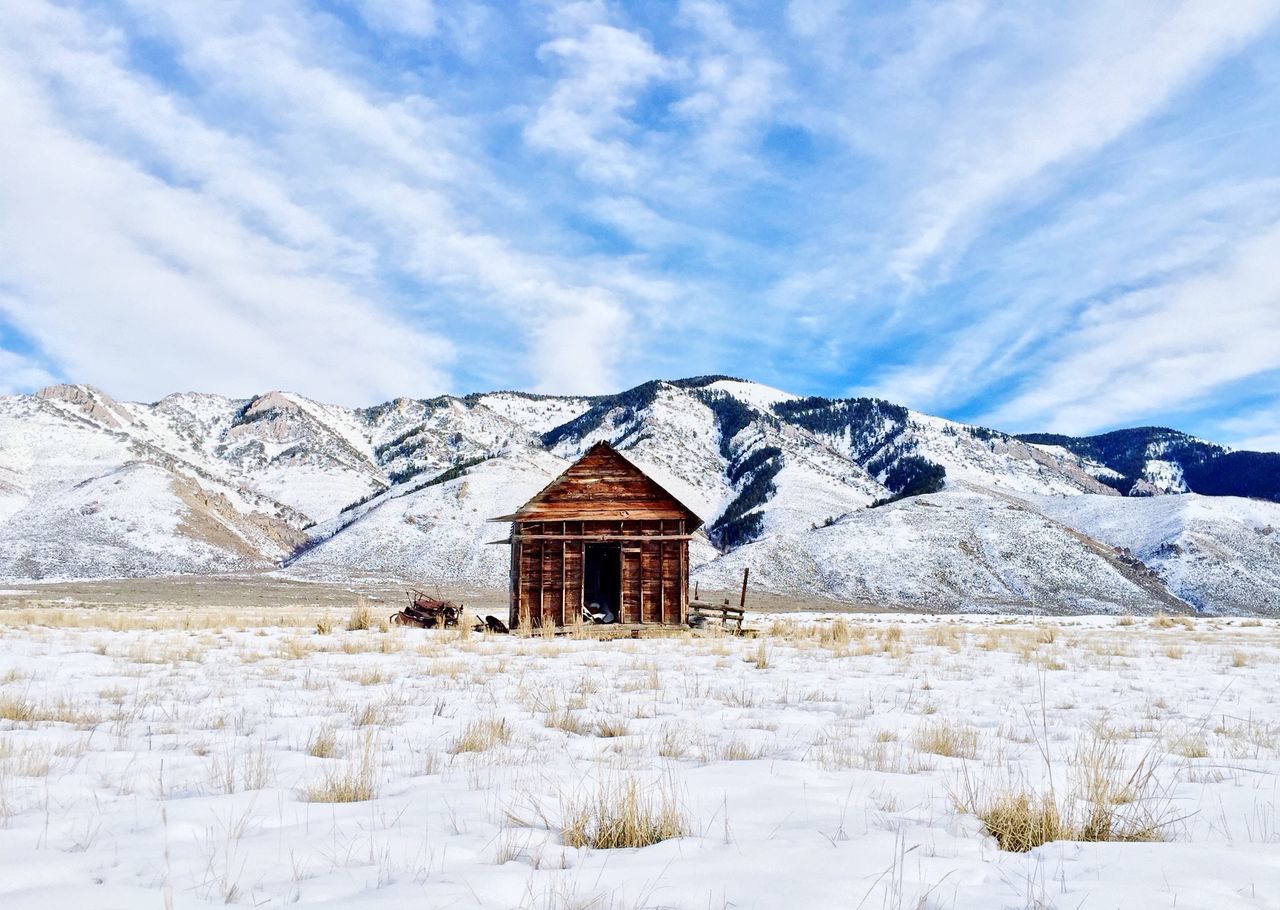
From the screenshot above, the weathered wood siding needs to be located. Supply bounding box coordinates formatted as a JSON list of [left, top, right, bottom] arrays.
[[500, 442, 700, 629], [509, 518, 689, 628]]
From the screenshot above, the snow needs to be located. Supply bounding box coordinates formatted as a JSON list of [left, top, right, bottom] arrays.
[[705, 379, 798, 411], [2, 381, 1277, 614], [549, 385, 730, 522], [696, 487, 1167, 613], [906, 413, 1115, 497], [291, 447, 569, 584], [472, 393, 595, 436], [1, 611, 1278, 908], [1031, 493, 1280, 613], [1026, 443, 1126, 481], [1144, 459, 1190, 493]]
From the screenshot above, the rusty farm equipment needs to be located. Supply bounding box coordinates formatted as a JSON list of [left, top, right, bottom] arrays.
[[390, 591, 464, 629], [390, 591, 510, 633]]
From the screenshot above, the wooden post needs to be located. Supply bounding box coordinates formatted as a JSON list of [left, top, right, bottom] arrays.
[[739, 567, 750, 609], [657, 531, 666, 623], [638, 537, 645, 623], [679, 538, 687, 622]]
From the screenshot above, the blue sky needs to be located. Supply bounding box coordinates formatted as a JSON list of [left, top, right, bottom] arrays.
[[2, 1, 1280, 449]]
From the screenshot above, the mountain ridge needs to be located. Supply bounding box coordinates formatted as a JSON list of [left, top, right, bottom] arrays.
[[2, 378, 1277, 614]]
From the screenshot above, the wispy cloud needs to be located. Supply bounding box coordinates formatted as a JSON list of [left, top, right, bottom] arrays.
[[983, 222, 1280, 433], [525, 17, 669, 184], [0, 0, 1278, 446], [0, 344, 56, 397], [887, 0, 1280, 287]]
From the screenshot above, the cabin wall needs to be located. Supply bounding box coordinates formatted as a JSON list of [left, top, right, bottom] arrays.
[[509, 519, 688, 628]]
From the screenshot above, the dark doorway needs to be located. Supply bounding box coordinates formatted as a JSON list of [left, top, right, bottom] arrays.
[[583, 542, 621, 622]]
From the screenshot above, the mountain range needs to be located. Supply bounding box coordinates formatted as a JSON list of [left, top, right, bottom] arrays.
[[2, 377, 1277, 614]]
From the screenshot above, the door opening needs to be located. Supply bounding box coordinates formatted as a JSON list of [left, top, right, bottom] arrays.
[[583, 542, 621, 623]]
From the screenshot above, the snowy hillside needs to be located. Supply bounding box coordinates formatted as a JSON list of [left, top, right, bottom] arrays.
[[692, 486, 1183, 614], [1030, 493, 1280, 613], [1, 377, 1277, 613]]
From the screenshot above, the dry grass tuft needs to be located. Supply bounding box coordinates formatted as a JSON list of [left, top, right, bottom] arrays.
[[593, 718, 630, 739], [303, 735, 378, 802], [1169, 734, 1209, 759], [914, 720, 979, 759], [450, 717, 512, 754], [717, 737, 767, 761], [953, 733, 1173, 852], [750, 641, 771, 670], [559, 775, 690, 849], [974, 791, 1066, 853], [657, 726, 691, 759], [0, 694, 35, 723], [346, 597, 373, 632], [0, 696, 98, 728], [545, 710, 590, 736], [307, 725, 339, 759]]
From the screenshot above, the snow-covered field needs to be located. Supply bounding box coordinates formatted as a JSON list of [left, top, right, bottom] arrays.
[[1, 608, 1279, 909]]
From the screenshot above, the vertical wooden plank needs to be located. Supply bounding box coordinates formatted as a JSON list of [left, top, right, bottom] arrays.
[[621, 546, 642, 624], [579, 540, 586, 618], [509, 536, 519, 629], [545, 538, 559, 629], [559, 533, 567, 628], [678, 526, 687, 624], [638, 537, 646, 623], [537, 539, 545, 628], [520, 539, 531, 629], [657, 521, 666, 623]]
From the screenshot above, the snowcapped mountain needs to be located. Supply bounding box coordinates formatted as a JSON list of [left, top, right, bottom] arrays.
[[1018, 427, 1280, 501], [2, 377, 1277, 614]]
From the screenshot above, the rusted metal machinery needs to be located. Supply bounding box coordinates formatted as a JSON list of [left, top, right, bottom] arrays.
[[390, 591, 464, 628]]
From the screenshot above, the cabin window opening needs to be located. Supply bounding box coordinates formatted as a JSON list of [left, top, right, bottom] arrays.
[[583, 542, 621, 623]]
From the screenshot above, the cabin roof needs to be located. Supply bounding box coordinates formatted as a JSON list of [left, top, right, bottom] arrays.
[[491, 441, 703, 528]]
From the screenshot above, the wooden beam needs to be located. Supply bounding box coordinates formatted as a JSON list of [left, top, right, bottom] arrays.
[[509, 533, 694, 542]]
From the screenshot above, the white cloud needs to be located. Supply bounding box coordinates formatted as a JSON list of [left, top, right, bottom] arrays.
[[1, 0, 1277, 433], [529, 292, 630, 395], [862, 170, 1280, 417], [353, 0, 437, 38], [889, 0, 1280, 286], [0, 345, 57, 396], [982, 223, 1280, 433], [0, 0, 678, 399], [525, 22, 669, 183], [671, 0, 784, 166], [0, 53, 452, 405], [1213, 406, 1280, 452]]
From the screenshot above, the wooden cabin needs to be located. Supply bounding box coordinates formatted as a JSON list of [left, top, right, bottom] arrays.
[[491, 441, 703, 630]]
